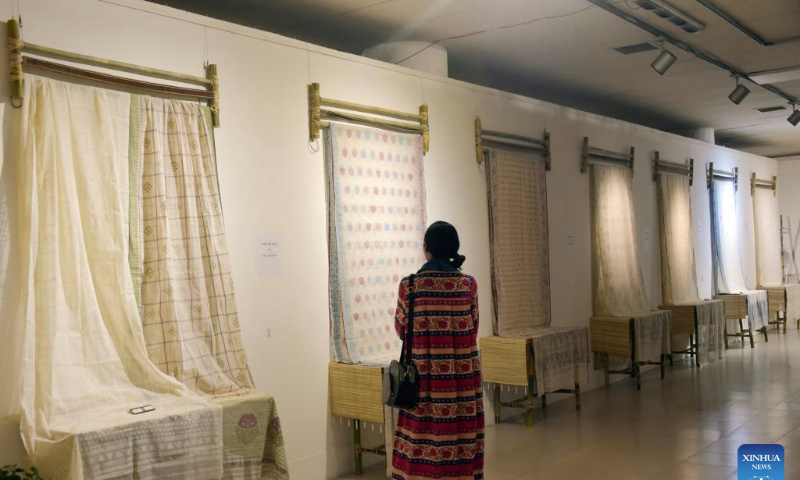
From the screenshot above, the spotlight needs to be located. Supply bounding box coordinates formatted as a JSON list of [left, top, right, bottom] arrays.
[[728, 77, 750, 105], [651, 48, 677, 75], [789, 104, 800, 126]]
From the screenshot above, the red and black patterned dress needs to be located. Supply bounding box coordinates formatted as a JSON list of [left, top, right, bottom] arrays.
[[392, 271, 484, 480]]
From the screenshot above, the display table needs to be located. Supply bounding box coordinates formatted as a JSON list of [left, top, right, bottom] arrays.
[[659, 300, 725, 367], [761, 285, 800, 331], [590, 311, 671, 390], [713, 291, 769, 348], [329, 362, 387, 475], [481, 327, 588, 428]]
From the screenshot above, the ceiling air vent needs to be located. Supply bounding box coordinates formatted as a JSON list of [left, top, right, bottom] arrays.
[[635, 0, 705, 33], [756, 105, 787, 113], [612, 42, 659, 55]]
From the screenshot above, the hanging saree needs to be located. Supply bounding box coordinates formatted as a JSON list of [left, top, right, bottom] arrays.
[[657, 173, 725, 363], [485, 148, 587, 393], [325, 123, 427, 366], [7, 75, 223, 480], [590, 164, 670, 369], [710, 180, 768, 332], [131, 96, 289, 479]]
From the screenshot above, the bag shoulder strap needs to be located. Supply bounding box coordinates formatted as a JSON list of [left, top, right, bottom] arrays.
[[400, 274, 416, 365]]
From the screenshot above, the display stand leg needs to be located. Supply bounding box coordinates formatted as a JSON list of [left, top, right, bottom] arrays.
[[541, 394, 547, 409], [353, 419, 363, 475], [574, 382, 581, 411], [694, 320, 700, 368], [493, 384, 501, 424], [635, 365, 642, 391], [724, 320, 729, 349], [660, 355, 666, 379], [762, 326, 768, 343], [738, 319, 745, 347], [526, 386, 535, 429], [603, 354, 610, 387]]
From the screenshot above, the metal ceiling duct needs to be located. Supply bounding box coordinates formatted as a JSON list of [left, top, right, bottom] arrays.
[[635, 0, 705, 33], [585, 0, 798, 106]]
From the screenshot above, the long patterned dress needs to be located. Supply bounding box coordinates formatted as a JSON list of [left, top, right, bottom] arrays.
[[392, 270, 485, 480]]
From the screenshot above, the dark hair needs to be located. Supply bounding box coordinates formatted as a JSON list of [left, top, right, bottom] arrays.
[[424, 221, 466, 270]]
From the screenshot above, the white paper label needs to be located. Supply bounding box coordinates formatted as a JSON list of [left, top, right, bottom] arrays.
[[258, 233, 281, 277]]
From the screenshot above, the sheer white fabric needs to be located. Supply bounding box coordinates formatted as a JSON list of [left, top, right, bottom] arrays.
[[7, 76, 222, 480], [753, 187, 783, 287], [658, 174, 699, 304], [711, 181, 749, 293], [711, 180, 769, 331], [591, 164, 654, 315], [658, 174, 725, 363], [591, 164, 670, 368]]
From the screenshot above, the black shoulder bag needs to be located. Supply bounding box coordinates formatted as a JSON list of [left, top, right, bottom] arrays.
[[382, 274, 419, 408]]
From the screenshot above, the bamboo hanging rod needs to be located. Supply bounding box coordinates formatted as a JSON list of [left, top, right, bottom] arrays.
[[7, 19, 220, 126], [653, 151, 694, 186], [580, 137, 634, 174], [23, 57, 215, 100], [308, 83, 429, 153], [706, 162, 738, 190], [750, 172, 777, 197], [474, 117, 550, 170]]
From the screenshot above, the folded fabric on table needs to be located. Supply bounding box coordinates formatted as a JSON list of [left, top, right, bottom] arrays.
[[786, 285, 800, 324], [527, 326, 588, 394], [743, 289, 769, 332], [695, 300, 726, 364], [594, 311, 671, 371]]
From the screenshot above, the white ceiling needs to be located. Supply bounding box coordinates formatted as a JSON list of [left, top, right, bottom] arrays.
[[147, 0, 800, 157]]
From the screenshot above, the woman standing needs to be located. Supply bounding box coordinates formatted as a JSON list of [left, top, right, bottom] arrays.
[[392, 221, 484, 480]]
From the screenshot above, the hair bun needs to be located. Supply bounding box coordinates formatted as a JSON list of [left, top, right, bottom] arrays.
[[450, 254, 466, 270]]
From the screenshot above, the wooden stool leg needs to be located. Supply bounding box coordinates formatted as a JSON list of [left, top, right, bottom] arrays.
[[604, 354, 610, 387], [575, 382, 581, 411], [493, 384, 501, 424], [660, 354, 666, 379], [354, 419, 363, 475], [635, 364, 642, 391], [541, 394, 547, 409]]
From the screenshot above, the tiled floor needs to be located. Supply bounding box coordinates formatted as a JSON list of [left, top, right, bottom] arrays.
[[336, 328, 800, 479]]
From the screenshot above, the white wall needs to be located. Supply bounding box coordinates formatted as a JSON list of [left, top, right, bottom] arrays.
[[778, 156, 800, 283], [0, 0, 779, 477]]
